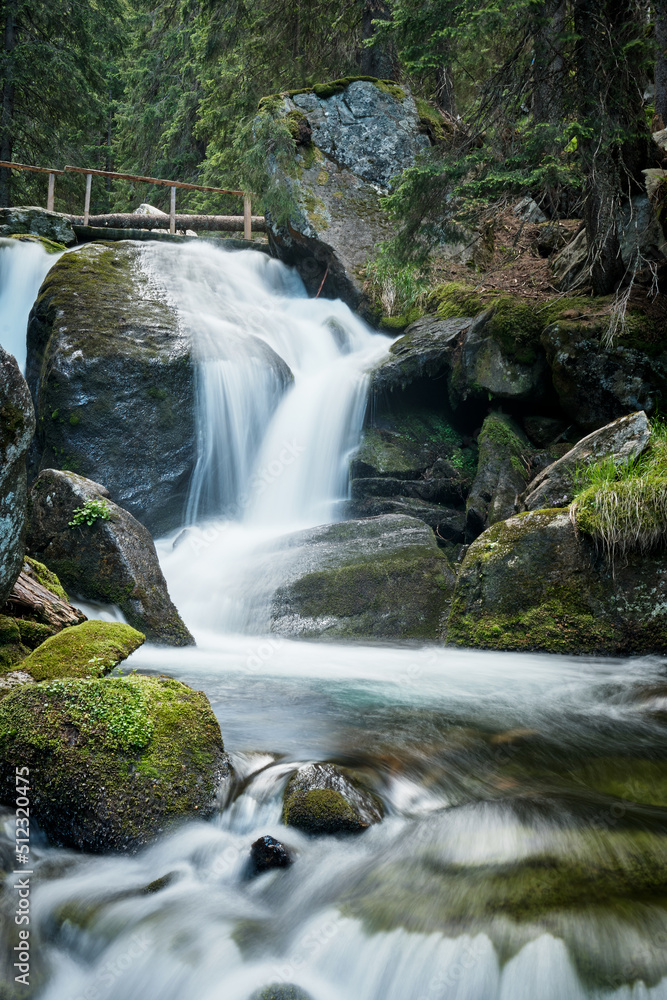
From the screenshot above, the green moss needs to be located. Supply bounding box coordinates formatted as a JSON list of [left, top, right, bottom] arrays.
[[283, 787, 359, 832], [0, 398, 25, 453], [379, 307, 423, 331], [7, 233, 67, 254], [569, 758, 667, 808], [16, 619, 56, 650], [0, 616, 29, 673], [427, 281, 487, 319], [0, 674, 227, 850], [69, 413, 80, 426], [478, 412, 528, 459], [415, 98, 451, 144], [20, 620, 145, 682]]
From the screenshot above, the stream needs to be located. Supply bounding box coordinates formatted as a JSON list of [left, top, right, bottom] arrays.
[[1, 238, 667, 999]]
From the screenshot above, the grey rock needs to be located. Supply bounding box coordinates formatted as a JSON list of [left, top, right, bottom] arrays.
[[269, 82, 429, 311], [0, 206, 76, 246], [522, 415, 568, 448], [522, 410, 650, 511], [550, 228, 588, 290], [541, 320, 667, 430], [0, 347, 36, 605], [449, 309, 547, 408], [282, 762, 383, 834], [248, 986, 313, 1000], [369, 316, 470, 401], [512, 196, 547, 224], [270, 514, 455, 640], [27, 469, 193, 646], [466, 413, 532, 540], [348, 495, 467, 544]]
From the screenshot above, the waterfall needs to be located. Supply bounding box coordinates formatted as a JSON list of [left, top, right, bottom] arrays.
[[143, 241, 390, 634], [0, 238, 62, 370]]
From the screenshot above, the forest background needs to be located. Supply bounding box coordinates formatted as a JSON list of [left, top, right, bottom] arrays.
[[2, 0, 667, 301]]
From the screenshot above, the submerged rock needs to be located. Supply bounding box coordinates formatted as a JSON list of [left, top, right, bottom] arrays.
[[19, 619, 145, 682], [447, 508, 667, 654], [270, 514, 455, 640], [26, 242, 196, 535], [0, 206, 76, 245], [0, 674, 230, 852], [0, 346, 36, 605], [522, 410, 650, 511], [250, 834, 293, 874], [248, 987, 313, 1000], [282, 762, 382, 834], [27, 469, 193, 646], [465, 413, 533, 540]]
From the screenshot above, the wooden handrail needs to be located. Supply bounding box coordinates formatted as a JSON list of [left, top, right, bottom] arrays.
[[63, 165, 244, 197], [0, 160, 64, 175]]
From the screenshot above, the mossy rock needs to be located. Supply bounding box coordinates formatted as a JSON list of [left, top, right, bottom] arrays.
[[0, 674, 231, 851], [282, 763, 383, 834], [6, 233, 67, 254], [568, 758, 667, 808], [248, 987, 313, 1000], [24, 555, 69, 601], [20, 620, 145, 681], [0, 615, 29, 672]]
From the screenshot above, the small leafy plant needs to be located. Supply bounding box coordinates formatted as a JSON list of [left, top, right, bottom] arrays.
[[68, 498, 112, 528]]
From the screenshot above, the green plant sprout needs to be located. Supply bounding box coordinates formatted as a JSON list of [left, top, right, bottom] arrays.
[[68, 498, 112, 528]]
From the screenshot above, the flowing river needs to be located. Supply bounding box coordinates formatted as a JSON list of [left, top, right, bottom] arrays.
[[1, 239, 667, 1000]]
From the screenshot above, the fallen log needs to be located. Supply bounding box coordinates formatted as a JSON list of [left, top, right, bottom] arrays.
[[65, 212, 267, 232], [3, 561, 86, 631]]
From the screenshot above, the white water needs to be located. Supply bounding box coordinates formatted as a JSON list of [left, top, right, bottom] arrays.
[[0, 238, 63, 370], [2, 241, 667, 1000]]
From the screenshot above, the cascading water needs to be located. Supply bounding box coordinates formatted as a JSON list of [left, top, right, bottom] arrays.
[[0, 238, 64, 370], [2, 241, 667, 1000]]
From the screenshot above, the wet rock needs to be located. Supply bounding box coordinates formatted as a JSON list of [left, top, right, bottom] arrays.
[[349, 495, 467, 545], [270, 514, 455, 641], [541, 318, 667, 430], [282, 762, 382, 835], [522, 410, 650, 511], [448, 306, 548, 409], [268, 81, 429, 310], [19, 619, 145, 681], [27, 469, 193, 646], [465, 413, 533, 540], [0, 346, 36, 606], [0, 674, 231, 852], [250, 834, 293, 874], [248, 986, 313, 1000], [0, 206, 76, 245], [25, 242, 195, 535], [446, 508, 667, 654], [368, 316, 470, 402]]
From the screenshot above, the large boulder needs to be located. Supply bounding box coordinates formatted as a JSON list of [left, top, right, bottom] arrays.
[[0, 673, 230, 852], [541, 317, 667, 431], [0, 346, 36, 605], [447, 509, 667, 654], [368, 316, 470, 403], [19, 619, 145, 682], [25, 242, 195, 535], [270, 514, 455, 640], [27, 469, 193, 645], [282, 762, 382, 834], [522, 410, 651, 511], [0, 206, 76, 246], [465, 413, 533, 540], [267, 79, 430, 309]]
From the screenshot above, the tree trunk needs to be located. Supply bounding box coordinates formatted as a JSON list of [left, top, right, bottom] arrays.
[[0, 0, 17, 207], [360, 0, 397, 80], [532, 0, 566, 124], [656, 0, 667, 128], [574, 0, 646, 294], [435, 63, 456, 117]]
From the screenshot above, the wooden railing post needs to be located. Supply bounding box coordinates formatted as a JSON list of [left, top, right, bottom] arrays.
[[243, 196, 252, 241], [83, 173, 92, 226], [47, 173, 55, 212], [170, 186, 176, 234]]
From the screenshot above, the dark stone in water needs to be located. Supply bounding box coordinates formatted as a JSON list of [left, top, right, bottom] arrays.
[[248, 986, 312, 1000], [250, 834, 293, 874]]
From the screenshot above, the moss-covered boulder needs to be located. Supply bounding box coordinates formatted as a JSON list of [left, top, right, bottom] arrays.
[[25, 242, 195, 535], [447, 508, 667, 654], [465, 413, 533, 540], [19, 619, 144, 681], [0, 673, 230, 851], [0, 206, 76, 245], [0, 345, 36, 606], [27, 469, 193, 645], [282, 762, 382, 835], [522, 410, 650, 511], [270, 514, 455, 640], [5, 232, 67, 254]]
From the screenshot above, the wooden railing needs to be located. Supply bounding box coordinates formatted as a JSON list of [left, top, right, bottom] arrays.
[[0, 160, 255, 238]]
